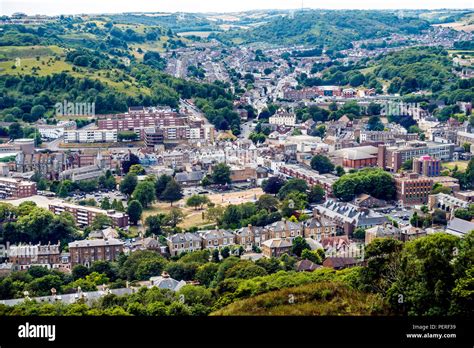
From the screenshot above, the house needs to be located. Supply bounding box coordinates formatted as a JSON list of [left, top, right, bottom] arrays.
[[267, 220, 304, 239], [446, 218, 474, 238], [149, 272, 186, 292], [167, 233, 202, 256], [199, 229, 235, 250], [262, 238, 292, 258], [68, 238, 124, 267], [174, 170, 206, 186], [353, 194, 387, 208], [304, 216, 337, 240], [295, 259, 321, 272], [323, 257, 358, 270], [314, 200, 388, 236], [365, 223, 401, 245]]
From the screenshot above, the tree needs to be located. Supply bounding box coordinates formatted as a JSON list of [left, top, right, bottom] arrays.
[[353, 227, 366, 240], [129, 164, 145, 175], [308, 185, 325, 204], [367, 116, 384, 131], [211, 249, 220, 263], [127, 200, 143, 225], [120, 173, 137, 197], [161, 179, 183, 206], [220, 246, 230, 259], [212, 163, 232, 186], [195, 263, 219, 287], [332, 168, 396, 202], [91, 214, 113, 230], [186, 195, 210, 210], [387, 233, 459, 315], [145, 214, 166, 235], [291, 236, 310, 257], [164, 208, 184, 228], [301, 249, 322, 264], [278, 179, 308, 200], [8, 122, 23, 139], [335, 165, 345, 177], [155, 174, 172, 200], [256, 194, 279, 212], [221, 205, 242, 228], [122, 153, 140, 174], [262, 176, 286, 195], [205, 205, 225, 224], [132, 181, 156, 208], [462, 143, 471, 153], [100, 197, 111, 210], [310, 155, 335, 174], [401, 159, 413, 171]]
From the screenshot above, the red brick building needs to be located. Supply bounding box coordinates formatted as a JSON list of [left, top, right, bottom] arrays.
[[394, 172, 433, 206], [68, 239, 124, 267], [0, 177, 37, 198]]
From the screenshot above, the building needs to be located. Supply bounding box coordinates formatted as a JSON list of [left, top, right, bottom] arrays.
[[428, 193, 469, 215], [68, 238, 124, 267], [456, 131, 474, 148], [64, 129, 117, 143], [150, 272, 186, 292], [0, 177, 37, 199], [394, 172, 433, 206], [167, 233, 202, 256], [261, 238, 292, 258], [332, 146, 378, 169], [313, 200, 388, 236], [446, 217, 474, 238], [304, 217, 337, 240], [365, 224, 401, 245], [7, 242, 61, 270], [412, 155, 441, 177], [49, 202, 129, 228], [269, 113, 296, 127], [267, 220, 304, 240], [279, 164, 338, 194], [322, 257, 358, 269], [199, 229, 235, 250], [378, 142, 454, 172]]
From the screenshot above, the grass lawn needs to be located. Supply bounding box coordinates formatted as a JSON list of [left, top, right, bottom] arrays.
[[442, 161, 469, 171], [140, 187, 264, 230]]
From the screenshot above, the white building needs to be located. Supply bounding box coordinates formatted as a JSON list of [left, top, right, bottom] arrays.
[[64, 129, 117, 143], [269, 112, 296, 127]]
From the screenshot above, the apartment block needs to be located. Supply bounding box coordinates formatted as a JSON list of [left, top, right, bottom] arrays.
[[49, 202, 129, 228], [64, 129, 117, 143], [0, 177, 37, 199]]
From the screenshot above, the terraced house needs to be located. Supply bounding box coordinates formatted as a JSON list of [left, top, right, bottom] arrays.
[[166, 233, 203, 257], [199, 229, 236, 250]]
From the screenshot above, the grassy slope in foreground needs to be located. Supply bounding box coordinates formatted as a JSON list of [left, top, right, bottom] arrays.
[[211, 281, 388, 316]]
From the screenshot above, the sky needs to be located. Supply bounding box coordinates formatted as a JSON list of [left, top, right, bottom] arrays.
[[1, 0, 473, 16]]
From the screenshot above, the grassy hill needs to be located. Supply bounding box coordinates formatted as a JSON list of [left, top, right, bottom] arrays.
[[211, 281, 388, 316]]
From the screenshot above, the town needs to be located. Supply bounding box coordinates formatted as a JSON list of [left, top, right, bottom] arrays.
[[0, 7, 472, 318]]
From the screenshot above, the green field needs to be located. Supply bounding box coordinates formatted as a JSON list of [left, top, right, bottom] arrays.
[[442, 161, 469, 171]]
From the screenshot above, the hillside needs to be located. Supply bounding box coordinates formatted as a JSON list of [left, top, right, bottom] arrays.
[[217, 10, 430, 50], [211, 281, 388, 316]]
